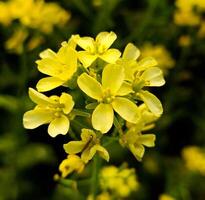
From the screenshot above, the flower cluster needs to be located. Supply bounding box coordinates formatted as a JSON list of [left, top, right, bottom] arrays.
[[99, 165, 139, 198], [0, 0, 70, 53], [182, 146, 205, 175], [23, 31, 165, 177], [174, 0, 205, 38]]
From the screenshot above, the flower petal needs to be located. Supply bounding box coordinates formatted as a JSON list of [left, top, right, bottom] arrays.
[[112, 97, 139, 123], [28, 88, 55, 105], [81, 129, 97, 141], [78, 51, 97, 68], [117, 82, 133, 96], [48, 115, 69, 137], [92, 103, 114, 133], [137, 57, 158, 71], [122, 43, 140, 60], [102, 64, 124, 95], [77, 73, 103, 100], [39, 48, 57, 59], [138, 134, 156, 147], [63, 141, 85, 154], [138, 90, 163, 116], [129, 144, 145, 161], [141, 67, 165, 86], [93, 144, 110, 162], [76, 36, 95, 51], [99, 49, 121, 64], [23, 109, 52, 129], [36, 77, 64, 92], [96, 31, 117, 50], [60, 93, 74, 114]]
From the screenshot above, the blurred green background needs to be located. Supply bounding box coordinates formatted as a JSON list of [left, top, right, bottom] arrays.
[[0, 0, 205, 199]]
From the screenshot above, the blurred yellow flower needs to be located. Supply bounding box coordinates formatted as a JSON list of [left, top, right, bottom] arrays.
[[36, 43, 78, 92], [178, 35, 192, 47], [159, 194, 175, 200], [140, 43, 175, 74], [87, 192, 111, 200], [182, 146, 205, 175], [0, 2, 12, 26], [99, 165, 139, 198], [23, 88, 74, 137], [5, 28, 28, 54], [75, 31, 121, 67], [64, 129, 109, 163], [77, 64, 139, 133], [59, 155, 85, 178]]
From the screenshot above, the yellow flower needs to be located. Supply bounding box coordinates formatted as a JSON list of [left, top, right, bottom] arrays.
[[36, 43, 78, 92], [99, 166, 139, 198], [182, 146, 205, 175], [120, 43, 165, 116], [77, 64, 139, 133], [63, 129, 109, 163], [75, 31, 121, 67], [5, 28, 28, 54], [87, 192, 111, 200], [178, 35, 192, 47], [0, 2, 12, 26], [59, 155, 85, 178], [159, 194, 175, 200], [23, 88, 74, 137]]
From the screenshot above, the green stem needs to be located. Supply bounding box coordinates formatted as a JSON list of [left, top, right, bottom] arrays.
[[90, 155, 101, 197]]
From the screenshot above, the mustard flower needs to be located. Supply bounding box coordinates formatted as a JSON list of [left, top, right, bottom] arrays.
[[0, 2, 12, 26], [23, 88, 74, 137], [59, 155, 85, 178], [159, 194, 176, 200], [182, 146, 205, 175], [36, 43, 77, 92], [77, 64, 139, 133], [99, 165, 139, 198], [75, 31, 121, 67], [63, 129, 109, 163], [120, 43, 165, 116]]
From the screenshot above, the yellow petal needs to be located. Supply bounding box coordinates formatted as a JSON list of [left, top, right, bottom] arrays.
[[92, 103, 114, 133], [59, 93, 74, 114], [99, 49, 121, 64], [141, 67, 165, 86], [137, 57, 158, 71], [112, 97, 139, 123], [138, 134, 156, 147], [122, 43, 140, 60], [48, 115, 69, 137], [93, 145, 109, 162], [57, 46, 77, 71], [117, 82, 133, 96], [96, 31, 117, 50], [138, 90, 163, 116], [63, 141, 85, 154], [39, 48, 57, 59], [129, 144, 145, 161], [81, 129, 97, 141], [77, 73, 103, 100], [102, 64, 124, 95], [23, 109, 52, 129], [28, 88, 55, 105], [76, 36, 95, 51], [36, 77, 64, 92], [78, 51, 97, 68]]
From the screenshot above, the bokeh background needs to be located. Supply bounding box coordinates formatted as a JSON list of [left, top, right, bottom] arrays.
[[0, 0, 205, 199]]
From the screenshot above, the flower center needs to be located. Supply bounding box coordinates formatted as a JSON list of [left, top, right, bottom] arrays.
[[102, 89, 115, 104]]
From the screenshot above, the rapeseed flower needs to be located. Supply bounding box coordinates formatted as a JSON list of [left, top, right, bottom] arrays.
[[23, 88, 74, 137], [77, 64, 139, 133], [75, 31, 121, 67], [36, 43, 78, 92], [120, 43, 165, 116], [159, 194, 176, 200], [59, 155, 85, 178], [64, 129, 109, 163], [99, 165, 139, 198], [182, 146, 205, 175]]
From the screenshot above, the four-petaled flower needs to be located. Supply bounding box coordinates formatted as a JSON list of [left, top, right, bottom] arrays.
[[75, 31, 121, 67], [77, 64, 139, 133], [36, 43, 77, 92], [63, 129, 109, 163], [23, 88, 74, 137]]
